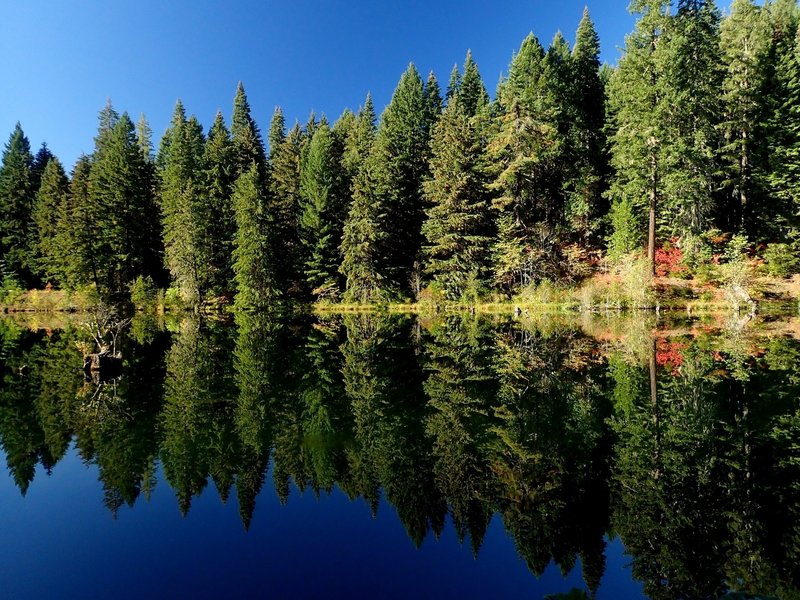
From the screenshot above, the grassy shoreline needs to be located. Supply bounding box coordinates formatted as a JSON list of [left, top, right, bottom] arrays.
[[2, 274, 798, 315]]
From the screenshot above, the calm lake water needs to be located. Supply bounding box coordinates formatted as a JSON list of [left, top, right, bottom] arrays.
[[1, 311, 799, 599]]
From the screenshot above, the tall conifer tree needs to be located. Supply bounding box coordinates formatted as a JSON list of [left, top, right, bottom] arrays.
[[32, 157, 70, 285], [607, 0, 671, 269], [299, 122, 347, 299], [422, 98, 492, 299], [200, 111, 236, 297], [232, 163, 277, 308], [719, 0, 772, 234], [0, 123, 35, 284], [159, 102, 207, 303]]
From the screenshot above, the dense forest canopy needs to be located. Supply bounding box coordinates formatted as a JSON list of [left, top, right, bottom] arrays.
[[1, 0, 799, 306]]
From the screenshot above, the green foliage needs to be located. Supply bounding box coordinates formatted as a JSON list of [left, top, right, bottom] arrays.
[[32, 157, 70, 286], [232, 164, 277, 309], [607, 197, 642, 262], [159, 102, 206, 304], [299, 122, 347, 300], [87, 106, 162, 296], [129, 275, 158, 309], [763, 242, 800, 277], [422, 98, 492, 300], [0, 123, 36, 286]]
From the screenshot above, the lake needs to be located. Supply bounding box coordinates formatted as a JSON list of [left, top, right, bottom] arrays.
[[1, 311, 798, 599]]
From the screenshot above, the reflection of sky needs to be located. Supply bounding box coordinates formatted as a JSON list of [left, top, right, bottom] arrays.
[[0, 444, 644, 599]]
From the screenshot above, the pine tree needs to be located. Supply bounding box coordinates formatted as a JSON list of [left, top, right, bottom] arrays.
[[32, 157, 69, 285], [446, 64, 461, 103], [231, 82, 266, 179], [770, 28, 800, 235], [340, 96, 385, 303], [268, 121, 304, 295], [424, 71, 444, 128], [340, 150, 387, 303], [458, 51, 490, 117], [372, 64, 432, 296], [766, 2, 800, 237], [88, 107, 160, 294], [232, 163, 277, 308], [719, 0, 772, 235], [201, 110, 236, 296], [659, 0, 722, 249], [0, 123, 35, 284], [31, 143, 55, 193], [607, 0, 672, 270], [299, 122, 347, 299], [422, 98, 492, 299], [159, 101, 207, 303], [342, 93, 377, 178], [66, 155, 97, 288], [489, 33, 564, 290], [569, 8, 610, 245]]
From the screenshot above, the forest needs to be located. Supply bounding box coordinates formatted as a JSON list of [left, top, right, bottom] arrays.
[[1, 0, 799, 309]]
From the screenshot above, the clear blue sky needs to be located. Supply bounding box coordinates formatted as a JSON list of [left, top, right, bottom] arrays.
[[1, 1, 638, 169]]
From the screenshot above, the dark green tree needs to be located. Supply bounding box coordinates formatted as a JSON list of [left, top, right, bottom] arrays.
[[201, 111, 236, 296], [232, 163, 277, 308], [231, 81, 266, 178], [299, 121, 347, 300], [88, 108, 161, 294], [159, 102, 207, 303], [719, 0, 772, 234], [458, 50, 490, 117], [0, 123, 36, 284], [607, 0, 671, 270], [268, 119, 304, 296], [32, 157, 70, 285], [422, 98, 492, 300]]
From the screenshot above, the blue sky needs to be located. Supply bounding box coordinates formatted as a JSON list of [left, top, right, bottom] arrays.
[[1, 1, 638, 169]]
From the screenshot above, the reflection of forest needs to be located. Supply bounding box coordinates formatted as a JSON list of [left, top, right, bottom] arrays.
[[1, 313, 799, 598]]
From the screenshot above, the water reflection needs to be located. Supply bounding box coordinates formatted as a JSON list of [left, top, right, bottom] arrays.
[[1, 312, 799, 598]]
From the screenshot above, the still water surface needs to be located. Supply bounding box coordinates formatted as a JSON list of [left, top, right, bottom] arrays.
[[1, 312, 798, 599]]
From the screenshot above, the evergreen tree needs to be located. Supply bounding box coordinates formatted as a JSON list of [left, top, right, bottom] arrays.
[[766, 3, 800, 237], [201, 111, 236, 296], [488, 33, 564, 290], [340, 150, 388, 303], [65, 155, 97, 288], [719, 0, 772, 234], [424, 71, 444, 128], [607, 0, 672, 270], [159, 102, 207, 303], [88, 107, 160, 294], [659, 0, 722, 249], [446, 64, 461, 103], [268, 106, 286, 158], [342, 93, 377, 178], [372, 64, 432, 296], [0, 123, 36, 285], [569, 8, 610, 245], [458, 50, 490, 117], [231, 81, 266, 178], [299, 122, 347, 299], [340, 97, 385, 303], [232, 163, 277, 308], [32, 157, 69, 285], [31, 143, 54, 193], [422, 98, 492, 299], [268, 121, 304, 295]]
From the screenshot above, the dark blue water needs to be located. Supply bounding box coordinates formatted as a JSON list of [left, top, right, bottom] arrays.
[[0, 446, 643, 599]]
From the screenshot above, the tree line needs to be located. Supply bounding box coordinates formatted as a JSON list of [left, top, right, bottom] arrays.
[[1, 0, 799, 307]]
